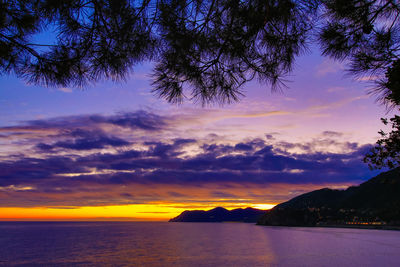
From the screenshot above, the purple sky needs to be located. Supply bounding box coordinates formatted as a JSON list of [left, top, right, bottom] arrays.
[[0, 46, 390, 213]]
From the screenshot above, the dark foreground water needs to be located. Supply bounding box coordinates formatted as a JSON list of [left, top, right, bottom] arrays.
[[0, 222, 400, 266]]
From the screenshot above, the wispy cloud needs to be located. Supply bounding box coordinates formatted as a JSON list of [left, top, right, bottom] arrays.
[[308, 95, 369, 111], [58, 87, 73, 93], [355, 75, 381, 82], [316, 58, 345, 77]]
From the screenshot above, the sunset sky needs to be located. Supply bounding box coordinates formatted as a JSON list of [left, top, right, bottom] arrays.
[[0, 46, 390, 221]]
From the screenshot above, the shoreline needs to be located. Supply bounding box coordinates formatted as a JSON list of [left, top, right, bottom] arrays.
[[257, 223, 400, 231], [2, 220, 400, 231], [317, 224, 400, 231]]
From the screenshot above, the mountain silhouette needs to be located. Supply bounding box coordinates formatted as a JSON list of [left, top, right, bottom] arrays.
[[170, 207, 266, 223], [257, 168, 400, 227]]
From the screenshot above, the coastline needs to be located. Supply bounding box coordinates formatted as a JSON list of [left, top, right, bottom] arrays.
[[257, 223, 400, 231], [317, 224, 400, 231]]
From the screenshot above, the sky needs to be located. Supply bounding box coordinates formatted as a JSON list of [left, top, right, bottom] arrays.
[[0, 47, 391, 221]]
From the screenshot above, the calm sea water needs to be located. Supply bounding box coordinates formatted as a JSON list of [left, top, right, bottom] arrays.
[[0, 222, 399, 267]]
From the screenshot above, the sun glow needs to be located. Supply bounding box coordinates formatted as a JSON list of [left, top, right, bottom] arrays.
[[0, 202, 276, 221], [250, 203, 276, 210], [0, 204, 183, 221]]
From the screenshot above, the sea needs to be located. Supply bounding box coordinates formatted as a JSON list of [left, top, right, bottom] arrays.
[[0, 221, 399, 266]]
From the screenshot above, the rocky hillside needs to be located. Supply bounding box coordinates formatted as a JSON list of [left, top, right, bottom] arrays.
[[170, 207, 266, 223], [258, 168, 400, 226]]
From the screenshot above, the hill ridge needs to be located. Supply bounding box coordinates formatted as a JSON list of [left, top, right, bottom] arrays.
[[257, 168, 400, 226], [170, 207, 266, 223]]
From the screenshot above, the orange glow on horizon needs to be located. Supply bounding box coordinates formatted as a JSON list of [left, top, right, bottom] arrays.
[[0, 202, 277, 221]]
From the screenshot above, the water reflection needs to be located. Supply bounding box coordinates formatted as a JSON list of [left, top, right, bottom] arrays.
[[0, 222, 399, 266]]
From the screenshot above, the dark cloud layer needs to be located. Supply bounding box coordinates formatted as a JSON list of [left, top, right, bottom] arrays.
[[1, 139, 375, 186], [1, 110, 167, 135], [0, 110, 380, 207], [36, 129, 130, 151]]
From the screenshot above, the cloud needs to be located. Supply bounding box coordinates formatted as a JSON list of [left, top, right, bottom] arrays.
[[309, 95, 369, 111], [211, 191, 239, 198], [326, 86, 346, 93], [58, 87, 73, 93], [0, 110, 380, 208], [316, 58, 345, 77], [321, 131, 343, 138], [0, 137, 377, 206], [355, 75, 381, 82], [0, 110, 167, 134], [36, 129, 130, 151], [38, 135, 129, 151], [232, 110, 291, 118]]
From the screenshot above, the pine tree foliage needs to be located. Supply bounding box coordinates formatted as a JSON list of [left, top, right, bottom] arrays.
[[364, 116, 400, 169], [320, 0, 400, 106], [3, 0, 400, 167], [0, 0, 318, 103], [319, 1, 400, 169]]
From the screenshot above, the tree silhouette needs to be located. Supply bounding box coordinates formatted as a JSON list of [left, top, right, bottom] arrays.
[[364, 116, 400, 169], [0, 0, 318, 103], [2, 0, 400, 167], [320, 0, 400, 106], [3, 1, 400, 104], [319, 0, 400, 169]]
